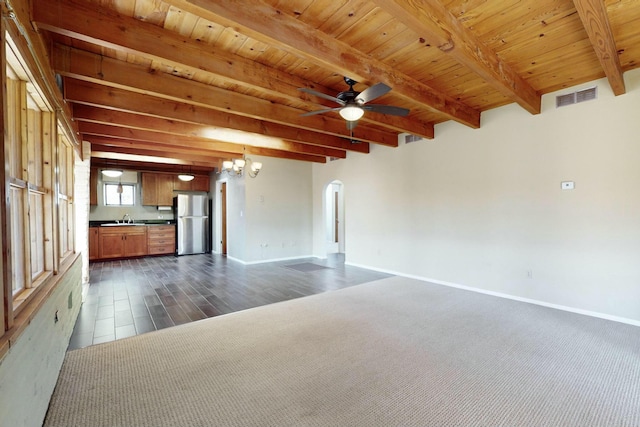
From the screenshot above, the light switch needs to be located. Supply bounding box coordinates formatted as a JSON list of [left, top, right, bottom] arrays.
[[561, 181, 575, 190]]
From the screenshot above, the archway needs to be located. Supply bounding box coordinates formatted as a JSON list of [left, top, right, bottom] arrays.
[[324, 180, 344, 255]]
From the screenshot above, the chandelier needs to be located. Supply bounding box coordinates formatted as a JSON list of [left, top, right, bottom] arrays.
[[221, 156, 262, 178]]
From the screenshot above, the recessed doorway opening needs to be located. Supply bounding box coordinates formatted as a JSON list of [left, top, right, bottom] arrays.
[[324, 180, 344, 255]]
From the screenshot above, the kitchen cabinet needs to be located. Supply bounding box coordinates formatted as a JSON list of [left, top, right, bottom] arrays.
[[157, 174, 174, 205], [173, 176, 190, 191], [89, 227, 99, 260], [142, 173, 174, 206], [98, 226, 148, 259], [147, 225, 176, 255], [89, 167, 98, 205], [192, 175, 210, 192], [173, 175, 209, 192], [141, 173, 157, 206]]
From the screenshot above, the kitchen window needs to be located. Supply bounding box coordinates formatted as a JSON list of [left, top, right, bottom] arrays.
[[104, 183, 135, 206]]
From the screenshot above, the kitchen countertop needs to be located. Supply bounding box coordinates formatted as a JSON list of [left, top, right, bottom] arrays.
[[89, 220, 176, 227]]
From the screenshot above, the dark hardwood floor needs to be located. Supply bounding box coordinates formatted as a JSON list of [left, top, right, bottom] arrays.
[[68, 253, 391, 350]]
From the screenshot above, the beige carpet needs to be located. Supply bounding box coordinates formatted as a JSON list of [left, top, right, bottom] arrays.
[[45, 276, 640, 427]]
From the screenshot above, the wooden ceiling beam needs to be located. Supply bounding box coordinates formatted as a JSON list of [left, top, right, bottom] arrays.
[[242, 147, 327, 164], [90, 142, 228, 165], [90, 149, 219, 168], [573, 0, 625, 96], [88, 134, 327, 164], [80, 128, 242, 157], [54, 50, 397, 146], [63, 79, 395, 150], [34, 0, 430, 141], [73, 101, 368, 155], [88, 139, 237, 160], [78, 121, 345, 158], [372, 0, 541, 115], [162, 0, 480, 129], [91, 158, 212, 175]]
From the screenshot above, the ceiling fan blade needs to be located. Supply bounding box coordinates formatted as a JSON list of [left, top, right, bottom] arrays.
[[300, 107, 343, 117], [346, 120, 359, 131], [355, 82, 391, 104], [298, 87, 345, 105], [363, 104, 410, 117]]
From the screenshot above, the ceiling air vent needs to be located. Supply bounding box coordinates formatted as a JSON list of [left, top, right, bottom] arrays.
[[556, 86, 597, 108], [404, 134, 422, 144]]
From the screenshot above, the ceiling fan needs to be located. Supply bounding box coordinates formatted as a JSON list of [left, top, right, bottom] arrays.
[[299, 77, 410, 130]]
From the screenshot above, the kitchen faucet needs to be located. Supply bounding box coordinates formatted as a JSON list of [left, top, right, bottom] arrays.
[[122, 213, 132, 224]]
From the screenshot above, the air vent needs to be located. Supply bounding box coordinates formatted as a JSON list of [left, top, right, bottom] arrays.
[[404, 134, 422, 144], [556, 86, 597, 108], [329, 157, 340, 162]]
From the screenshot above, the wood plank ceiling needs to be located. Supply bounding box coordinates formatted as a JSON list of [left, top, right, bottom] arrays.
[[14, 0, 640, 174]]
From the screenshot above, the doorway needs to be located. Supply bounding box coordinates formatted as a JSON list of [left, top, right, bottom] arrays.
[[324, 180, 344, 255], [220, 181, 227, 255]]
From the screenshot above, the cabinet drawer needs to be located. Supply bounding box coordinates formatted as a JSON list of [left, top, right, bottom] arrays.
[[148, 225, 175, 233], [147, 226, 175, 239], [148, 244, 175, 255], [148, 231, 175, 240], [148, 238, 173, 246]]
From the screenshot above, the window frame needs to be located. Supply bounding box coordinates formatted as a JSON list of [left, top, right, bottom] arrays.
[[103, 182, 136, 206]]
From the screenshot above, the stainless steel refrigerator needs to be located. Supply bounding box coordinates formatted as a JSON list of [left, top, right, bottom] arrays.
[[175, 194, 209, 255]]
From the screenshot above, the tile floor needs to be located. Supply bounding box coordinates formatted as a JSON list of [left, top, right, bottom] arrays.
[[68, 253, 391, 350]]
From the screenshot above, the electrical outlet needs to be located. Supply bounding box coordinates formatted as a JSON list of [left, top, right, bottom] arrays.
[[561, 181, 574, 190], [54, 310, 59, 323], [526, 270, 533, 279]]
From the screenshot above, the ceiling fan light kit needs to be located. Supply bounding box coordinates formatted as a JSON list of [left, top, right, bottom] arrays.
[[339, 105, 364, 121]]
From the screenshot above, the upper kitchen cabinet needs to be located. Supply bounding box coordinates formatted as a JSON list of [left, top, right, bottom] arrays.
[[141, 173, 157, 206], [173, 175, 209, 192], [141, 173, 174, 206], [90, 167, 98, 205], [157, 174, 175, 205]]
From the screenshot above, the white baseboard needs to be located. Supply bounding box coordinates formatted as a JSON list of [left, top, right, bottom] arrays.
[[346, 262, 640, 328], [229, 255, 317, 266]]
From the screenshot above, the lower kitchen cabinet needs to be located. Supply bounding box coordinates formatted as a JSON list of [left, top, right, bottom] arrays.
[[147, 225, 176, 255], [98, 226, 148, 259], [89, 227, 100, 260]]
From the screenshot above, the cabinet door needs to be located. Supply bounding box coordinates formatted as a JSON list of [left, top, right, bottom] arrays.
[[90, 168, 98, 205], [141, 173, 158, 206], [191, 175, 210, 192], [173, 176, 192, 191], [99, 233, 125, 259], [157, 174, 175, 205], [89, 227, 100, 260], [124, 232, 148, 257]]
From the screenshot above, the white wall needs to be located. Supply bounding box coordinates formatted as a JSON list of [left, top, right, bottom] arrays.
[[74, 141, 91, 285], [0, 258, 82, 427], [244, 156, 313, 262], [312, 69, 640, 324], [216, 156, 313, 264], [224, 173, 247, 261]]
